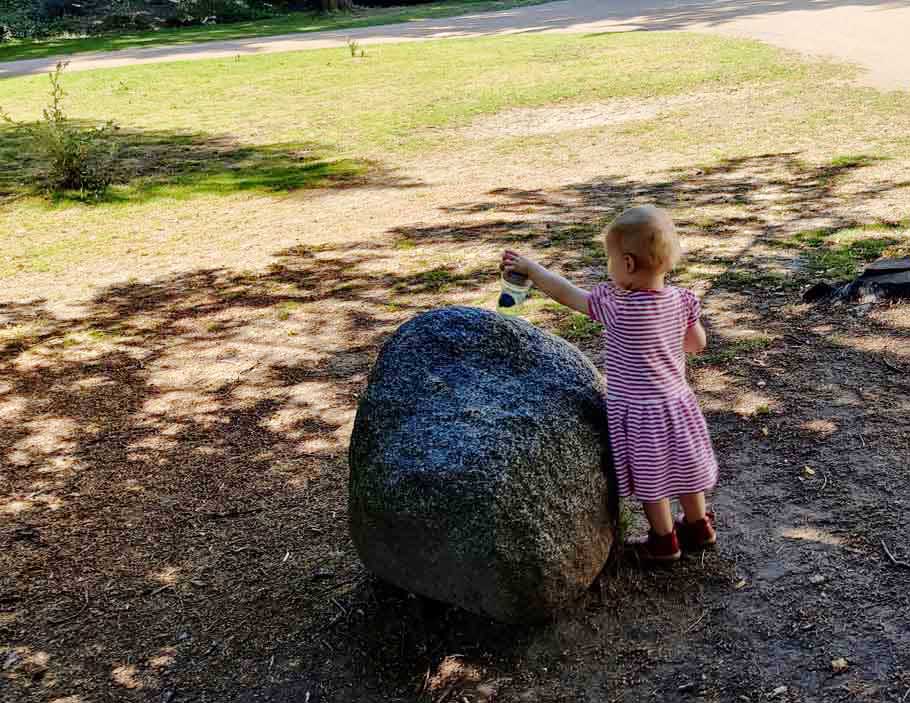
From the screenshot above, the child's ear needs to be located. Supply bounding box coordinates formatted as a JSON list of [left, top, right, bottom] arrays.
[[623, 253, 636, 274]]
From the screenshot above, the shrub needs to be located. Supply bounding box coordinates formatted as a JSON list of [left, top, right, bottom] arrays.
[[1, 62, 119, 199], [356, 0, 432, 5], [172, 0, 282, 24], [1, 0, 49, 39]]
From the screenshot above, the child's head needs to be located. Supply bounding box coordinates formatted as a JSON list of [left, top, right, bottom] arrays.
[[604, 205, 680, 289]]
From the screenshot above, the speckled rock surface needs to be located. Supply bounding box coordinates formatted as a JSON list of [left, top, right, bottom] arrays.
[[349, 307, 615, 623]]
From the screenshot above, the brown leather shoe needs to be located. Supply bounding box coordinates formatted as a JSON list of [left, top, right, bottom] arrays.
[[628, 529, 682, 566], [675, 511, 717, 553]]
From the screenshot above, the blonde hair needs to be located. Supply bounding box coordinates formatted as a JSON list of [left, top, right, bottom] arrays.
[[605, 205, 681, 273]]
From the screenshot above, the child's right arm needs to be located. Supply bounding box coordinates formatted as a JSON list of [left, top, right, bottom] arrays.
[[501, 250, 590, 314]]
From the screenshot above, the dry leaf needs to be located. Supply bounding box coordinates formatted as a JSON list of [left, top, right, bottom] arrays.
[[734, 578, 748, 590], [831, 657, 849, 673], [803, 466, 816, 476]]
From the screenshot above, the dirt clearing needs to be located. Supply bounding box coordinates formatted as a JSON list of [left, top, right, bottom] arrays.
[[3, 147, 909, 702]]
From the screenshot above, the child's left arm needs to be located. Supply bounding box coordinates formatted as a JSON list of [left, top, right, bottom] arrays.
[[683, 320, 707, 353], [681, 289, 707, 353]]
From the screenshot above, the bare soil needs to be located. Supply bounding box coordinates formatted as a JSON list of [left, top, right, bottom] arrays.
[[2, 105, 910, 702], [466, 93, 715, 138]]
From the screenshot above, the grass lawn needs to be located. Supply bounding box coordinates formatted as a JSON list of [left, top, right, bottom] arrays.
[[1, 32, 907, 282], [2, 29, 910, 703], [0, 0, 551, 62]]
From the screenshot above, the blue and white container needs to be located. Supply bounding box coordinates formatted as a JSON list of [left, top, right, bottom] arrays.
[[497, 270, 531, 315]]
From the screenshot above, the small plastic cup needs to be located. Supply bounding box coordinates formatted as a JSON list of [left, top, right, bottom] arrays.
[[497, 270, 531, 315]]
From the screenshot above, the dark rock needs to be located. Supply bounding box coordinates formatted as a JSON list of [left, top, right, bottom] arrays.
[[802, 281, 838, 303], [349, 306, 614, 624], [804, 257, 910, 304], [847, 270, 910, 301], [859, 256, 910, 277]]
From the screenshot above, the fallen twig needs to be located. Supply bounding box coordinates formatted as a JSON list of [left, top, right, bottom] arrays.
[[416, 665, 431, 695], [49, 587, 91, 625], [317, 575, 366, 595], [881, 540, 910, 570], [48, 604, 88, 625], [882, 358, 904, 373], [684, 610, 707, 634], [203, 507, 263, 520], [437, 683, 456, 703]]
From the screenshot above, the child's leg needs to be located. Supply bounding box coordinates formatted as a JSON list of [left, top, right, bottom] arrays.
[[642, 499, 674, 536], [676, 491, 717, 550], [631, 499, 681, 563], [679, 492, 707, 523]]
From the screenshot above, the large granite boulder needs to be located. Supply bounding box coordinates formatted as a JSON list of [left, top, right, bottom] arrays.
[[349, 307, 614, 624]]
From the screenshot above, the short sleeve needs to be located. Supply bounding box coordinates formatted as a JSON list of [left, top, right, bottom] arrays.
[[587, 283, 617, 325], [680, 288, 701, 329]]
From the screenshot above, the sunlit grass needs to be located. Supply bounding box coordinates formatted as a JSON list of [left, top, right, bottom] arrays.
[[0, 33, 820, 159], [556, 312, 603, 342], [693, 336, 774, 366], [0, 31, 907, 283]]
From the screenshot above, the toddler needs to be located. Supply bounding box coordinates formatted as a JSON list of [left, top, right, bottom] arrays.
[[501, 205, 718, 564]]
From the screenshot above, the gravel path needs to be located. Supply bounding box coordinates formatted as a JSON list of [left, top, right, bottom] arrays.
[[1, 0, 908, 89]]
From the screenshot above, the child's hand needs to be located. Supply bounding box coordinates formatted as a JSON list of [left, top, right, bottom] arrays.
[[501, 250, 534, 276], [501, 249, 591, 314]]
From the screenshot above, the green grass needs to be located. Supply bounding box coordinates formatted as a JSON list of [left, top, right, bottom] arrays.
[[616, 502, 636, 539], [275, 301, 301, 320], [713, 269, 800, 290], [557, 312, 603, 342], [393, 265, 489, 294], [0, 125, 373, 203], [787, 223, 908, 279], [828, 154, 878, 169], [0, 0, 552, 63], [405, 266, 460, 293], [693, 336, 774, 366], [0, 33, 817, 160], [0, 31, 907, 279]]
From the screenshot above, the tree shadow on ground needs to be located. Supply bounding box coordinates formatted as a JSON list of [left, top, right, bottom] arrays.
[[0, 122, 420, 204], [1, 150, 909, 702]]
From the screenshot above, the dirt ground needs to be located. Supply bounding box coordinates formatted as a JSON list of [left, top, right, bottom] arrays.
[[2, 98, 910, 702]]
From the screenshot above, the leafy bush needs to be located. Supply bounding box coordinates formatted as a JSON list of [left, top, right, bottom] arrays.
[[0, 0, 52, 39], [172, 0, 284, 23], [355, 0, 432, 5], [0, 0, 436, 40], [1, 62, 119, 199]]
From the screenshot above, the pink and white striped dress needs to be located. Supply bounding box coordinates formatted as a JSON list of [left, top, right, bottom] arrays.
[[587, 283, 718, 503]]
